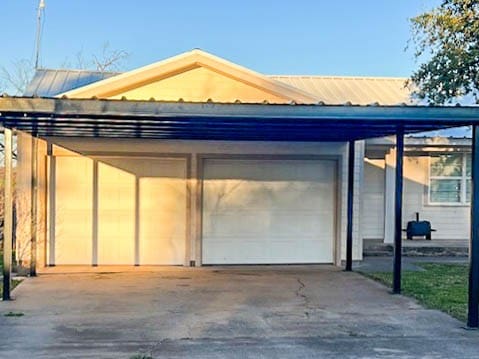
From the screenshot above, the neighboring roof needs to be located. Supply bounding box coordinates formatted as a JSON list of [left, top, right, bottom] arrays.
[[367, 135, 472, 147], [59, 49, 320, 104], [24, 69, 120, 97], [411, 126, 472, 138], [270, 76, 412, 106]]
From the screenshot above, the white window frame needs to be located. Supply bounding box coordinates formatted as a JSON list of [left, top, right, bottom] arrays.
[[428, 153, 471, 206]]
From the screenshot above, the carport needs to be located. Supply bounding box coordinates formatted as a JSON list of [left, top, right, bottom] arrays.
[[1, 96, 479, 328]]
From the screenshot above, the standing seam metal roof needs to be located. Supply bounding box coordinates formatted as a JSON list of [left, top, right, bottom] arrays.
[[269, 75, 413, 106], [25, 69, 413, 106], [24, 69, 120, 97]]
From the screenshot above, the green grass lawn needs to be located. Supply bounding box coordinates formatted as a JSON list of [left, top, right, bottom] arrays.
[[361, 263, 469, 321]]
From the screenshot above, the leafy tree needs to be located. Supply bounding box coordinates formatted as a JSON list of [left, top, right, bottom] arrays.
[[409, 0, 479, 104]]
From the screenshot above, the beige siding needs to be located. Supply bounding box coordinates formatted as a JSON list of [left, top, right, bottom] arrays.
[[110, 66, 287, 103], [361, 159, 385, 239]]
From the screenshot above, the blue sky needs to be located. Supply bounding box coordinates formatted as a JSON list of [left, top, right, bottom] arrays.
[[1, 0, 439, 78]]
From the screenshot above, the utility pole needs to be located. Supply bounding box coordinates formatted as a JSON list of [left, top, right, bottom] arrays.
[[34, 0, 46, 69]]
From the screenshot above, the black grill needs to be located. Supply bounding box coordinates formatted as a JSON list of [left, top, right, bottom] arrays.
[[405, 212, 436, 240]]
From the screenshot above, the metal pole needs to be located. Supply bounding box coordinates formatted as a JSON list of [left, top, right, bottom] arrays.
[[393, 126, 404, 294], [34, 0, 46, 69], [468, 125, 479, 328], [2, 128, 13, 300], [30, 135, 38, 276], [345, 140, 355, 271]]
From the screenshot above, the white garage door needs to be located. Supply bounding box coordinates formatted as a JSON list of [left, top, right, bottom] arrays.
[[53, 157, 94, 265], [202, 159, 336, 264], [52, 156, 187, 265]]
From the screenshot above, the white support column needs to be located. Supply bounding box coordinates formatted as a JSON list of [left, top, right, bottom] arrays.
[[384, 148, 396, 244], [30, 136, 38, 276], [354, 140, 365, 259], [47, 148, 56, 266]]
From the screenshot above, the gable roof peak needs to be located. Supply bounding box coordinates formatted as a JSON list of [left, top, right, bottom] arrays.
[[60, 49, 320, 103]]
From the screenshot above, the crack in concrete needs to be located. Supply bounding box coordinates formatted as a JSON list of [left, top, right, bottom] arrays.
[[295, 278, 310, 319]]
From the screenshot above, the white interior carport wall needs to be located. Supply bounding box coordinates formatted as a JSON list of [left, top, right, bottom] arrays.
[[15, 135, 365, 268]]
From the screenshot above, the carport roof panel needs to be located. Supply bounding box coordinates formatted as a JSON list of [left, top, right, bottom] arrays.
[[1, 96, 479, 141]]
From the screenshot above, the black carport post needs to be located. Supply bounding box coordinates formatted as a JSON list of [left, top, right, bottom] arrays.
[[2, 128, 13, 301], [393, 126, 404, 294], [468, 125, 479, 328], [345, 140, 355, 271]]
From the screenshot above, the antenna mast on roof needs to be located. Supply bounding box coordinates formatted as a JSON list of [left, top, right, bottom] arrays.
[[34, 0, 46, 69]]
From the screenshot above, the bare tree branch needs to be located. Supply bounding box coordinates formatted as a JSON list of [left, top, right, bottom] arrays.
[[59, 43, 129, 72], [92, 42, 129, 72], [0, 59, 35, 95]]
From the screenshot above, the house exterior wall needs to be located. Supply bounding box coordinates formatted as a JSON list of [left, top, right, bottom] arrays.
[[402, 156, 470, 241], [22, 137, 364, 266], [362, 152, 470, 244]]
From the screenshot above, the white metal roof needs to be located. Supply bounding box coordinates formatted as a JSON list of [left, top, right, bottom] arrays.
[[270, 75, 412, 106]]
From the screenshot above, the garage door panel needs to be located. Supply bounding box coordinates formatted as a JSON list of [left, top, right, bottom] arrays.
[[139, 166, 186, 265], [203, 241, 269, 264], [54, 157, 93, 265], [204, 212, 332, 238], [97, 162, 135, 265], [202, 159, 336, 264], [203, 181, 332, 212], [53, 156, 187, 266]]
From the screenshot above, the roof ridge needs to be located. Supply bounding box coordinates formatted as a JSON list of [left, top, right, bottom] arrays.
[[269, 75, 408, 81], [36, 69, 407, 81]]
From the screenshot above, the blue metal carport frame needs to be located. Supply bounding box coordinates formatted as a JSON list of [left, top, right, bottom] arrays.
[[1, 96, 479, 328]]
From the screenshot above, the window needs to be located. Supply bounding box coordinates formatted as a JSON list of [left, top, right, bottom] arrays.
[[429, 153, 471, 204]]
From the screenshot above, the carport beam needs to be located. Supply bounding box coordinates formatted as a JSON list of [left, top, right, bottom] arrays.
[[468, 125, 479, 328], [2, 128, 13, 300], [392, 127, 404, 294], [345, 140, 355, 271]]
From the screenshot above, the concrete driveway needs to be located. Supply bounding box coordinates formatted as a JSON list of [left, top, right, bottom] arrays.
[[0, 265, 477, 358]]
